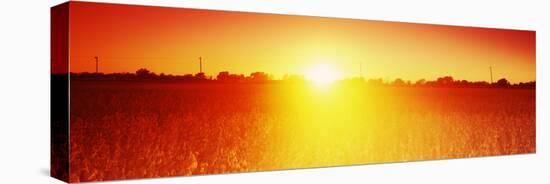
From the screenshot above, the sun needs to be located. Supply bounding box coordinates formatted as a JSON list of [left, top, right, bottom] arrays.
[[305, 63, 340, 87]]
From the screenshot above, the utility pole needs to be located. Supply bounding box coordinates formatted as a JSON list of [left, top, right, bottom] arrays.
[[199, 57, 203, 73], [94, 56, 99, 73], [489, 66, 493, 84]]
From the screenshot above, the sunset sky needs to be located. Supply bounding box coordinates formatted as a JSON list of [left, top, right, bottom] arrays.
[[68, 2, 535, 83]]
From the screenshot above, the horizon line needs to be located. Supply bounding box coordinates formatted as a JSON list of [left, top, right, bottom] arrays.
[[61, 71, 537, 84]]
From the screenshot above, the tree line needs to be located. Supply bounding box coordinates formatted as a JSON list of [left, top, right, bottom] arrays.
[[342, 76, 535, 88], [68, 68, 535, 88]]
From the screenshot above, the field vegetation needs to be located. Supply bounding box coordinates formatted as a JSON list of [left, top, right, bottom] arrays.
[[68, 74, 535, 182]]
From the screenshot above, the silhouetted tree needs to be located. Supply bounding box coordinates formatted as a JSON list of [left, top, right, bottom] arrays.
[[136, 68, 151, 78], [367, 78, 384, 86], [217, 71, 246, 82], [496, 78, 510, 86], [182, 74, 194, 81], [471, 81, 490, 87], [415, 79, 426, 86], [217, 71, 230, 80], [517, 81, 536, 88], [436, 76, 454, 85], [392, 78, 405, 86], [457, 80, 469, 86], [249, 72, 271, 82], [195, 72, 206, 80]]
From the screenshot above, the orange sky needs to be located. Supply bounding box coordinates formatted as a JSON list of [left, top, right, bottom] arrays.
[[68, 2, 535, 83]]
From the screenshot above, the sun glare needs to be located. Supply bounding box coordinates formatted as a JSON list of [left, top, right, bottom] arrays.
[[305, 64, 340, 87]]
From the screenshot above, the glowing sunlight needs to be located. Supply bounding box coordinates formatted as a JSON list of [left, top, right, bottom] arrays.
[[305, 63, 340, 87]]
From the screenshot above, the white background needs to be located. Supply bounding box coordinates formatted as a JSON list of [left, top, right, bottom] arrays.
[[0, 0, 547, 183]]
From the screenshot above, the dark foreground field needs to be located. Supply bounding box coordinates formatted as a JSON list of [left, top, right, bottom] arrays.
[[69, 81, 535, 182]]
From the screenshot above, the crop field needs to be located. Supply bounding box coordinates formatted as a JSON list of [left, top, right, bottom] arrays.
[[69, 81, 535, 182]]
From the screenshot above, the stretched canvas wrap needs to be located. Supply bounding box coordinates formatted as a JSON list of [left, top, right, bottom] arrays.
[[51, 1, 536, 183]]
